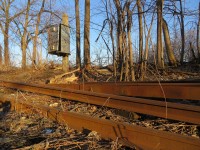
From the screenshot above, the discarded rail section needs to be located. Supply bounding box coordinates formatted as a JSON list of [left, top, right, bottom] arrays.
[[1, 81, 200, 124], [0, 80, 200, 149], [0, 94, 200, 150], [49, 81, 200, 100]]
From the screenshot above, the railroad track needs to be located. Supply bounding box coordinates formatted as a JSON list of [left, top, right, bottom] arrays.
[[0, 80, 200, 149], [49, 81, 200, 100], [1, 80, 200, 124]]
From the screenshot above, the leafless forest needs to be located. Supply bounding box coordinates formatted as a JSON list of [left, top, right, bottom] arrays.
[[0, 1, 200, 149], [0, 0, 199, 81]]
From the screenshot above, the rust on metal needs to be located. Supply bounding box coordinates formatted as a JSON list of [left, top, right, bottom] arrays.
[[0, 94, 200, 150], [49, 82, 200, 100], [1, 81, 200, 124]]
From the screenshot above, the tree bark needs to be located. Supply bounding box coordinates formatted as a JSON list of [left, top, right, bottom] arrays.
[[4, 21, 10, 66], [157, 0, 164, 69], [32, 0, 45, 67], [179, 0, 185, 64], [84, 0, 91, 69], [4, 3, 10, 66], [144, 12, 154, 76], [137, 0, 143, 64], [189, 42, 196, 60], [75, 0, 81, 69], [109, 21, 116, 77], [37, 38, 42, 66], [114, 0, 123, 81], [162, 18, 177, 66], [137, 0, 144, 79], [21, 0, 31, 69], [127, 2, 135, 81], [0, 0, 30, 67], [105, 0, 116, 78]]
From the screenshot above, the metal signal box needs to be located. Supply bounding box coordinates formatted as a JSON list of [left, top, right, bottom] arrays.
[[48, 24, 70, 56]]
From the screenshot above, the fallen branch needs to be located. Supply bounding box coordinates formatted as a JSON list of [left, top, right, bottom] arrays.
[[50, 69, 79, 83]]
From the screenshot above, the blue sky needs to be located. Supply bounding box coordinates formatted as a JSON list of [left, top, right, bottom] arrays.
[[0, 0, 200, 67], [68, 0, 200, 60]]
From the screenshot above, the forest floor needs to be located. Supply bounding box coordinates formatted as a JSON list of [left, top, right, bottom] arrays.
[[0, 63, 200, 149], [0, 62, 200, 84]]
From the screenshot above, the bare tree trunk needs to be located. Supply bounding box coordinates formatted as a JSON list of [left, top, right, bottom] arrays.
[[105, 0, 116, 77], [21, 36, 27, 69], [137, 0, 143, 77], [114, 0, 123, 81], [0, 0, 28, 67], [4, 4, 10, 66], [197, 2, 200, 63], [21, 0, 31, 69], [143, 12, 154, 76], [4, 21, 10, 66], [157, 0, 164, 69], [110, 21, 117, 77], [32, 0, 45, 67], [2, 1, 11, 66], [124, 40, 129, 81], [84, 0, 91, 69], [137, 0, 143, 62], [75, 0, 81, 69], [127, 2, 135, 81], [162, 18, 177, 66], [189, 42, 196, 60], [179, 0, 185, 64], [37, 38, 42, 66]]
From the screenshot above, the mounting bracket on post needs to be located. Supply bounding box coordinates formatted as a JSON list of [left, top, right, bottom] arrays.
[[48, 13, 70, 71], [48, 23, 70, 56]]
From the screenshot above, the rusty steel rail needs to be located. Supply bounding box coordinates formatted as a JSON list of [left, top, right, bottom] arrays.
[[48, 81, 200, 100], [0, 94, 200, 150], [1, 80, 200, 124]]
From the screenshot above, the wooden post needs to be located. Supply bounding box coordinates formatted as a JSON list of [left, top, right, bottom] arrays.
[[62, 13, 69, 72]]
